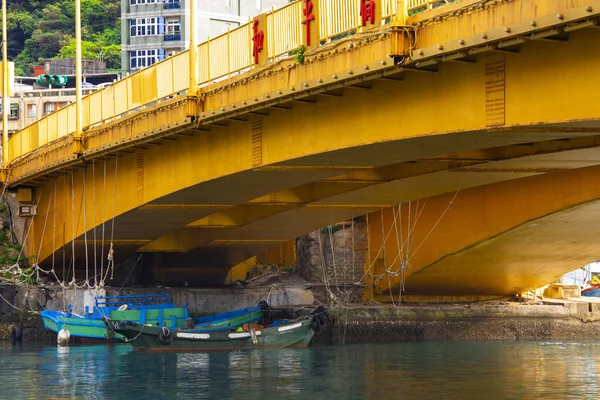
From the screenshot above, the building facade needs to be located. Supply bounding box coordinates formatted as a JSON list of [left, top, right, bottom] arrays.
[[121, 0, 289, 73], [1, 86, 98, 136]]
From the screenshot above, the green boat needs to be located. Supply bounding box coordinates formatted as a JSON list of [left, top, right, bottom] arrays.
[[42, 294, 265, 342], [41, 294, 190, 341], [104, 316, 319, 352]]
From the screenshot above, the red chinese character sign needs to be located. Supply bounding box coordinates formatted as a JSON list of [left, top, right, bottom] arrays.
[[301, 0, 319, 49], [252, 17, 265, 65], [360, 0, 381, 28]]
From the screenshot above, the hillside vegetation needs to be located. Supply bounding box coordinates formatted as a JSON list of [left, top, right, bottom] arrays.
[[5, 0, 120, 75]]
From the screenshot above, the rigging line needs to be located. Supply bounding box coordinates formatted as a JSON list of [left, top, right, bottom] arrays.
[[91, 254, 140, 284], [15, 188, 43, 265], [317, 230, 335, 305], [110, 151, 119, 280], [405, 198, 421, 260], [83, 165, 90, 287], [380, 209, 386, 273], [92, 161, 97, 288], [387, 274, 396, 307], [395, 198, 428, 269], [0, 293, 23, 311], [408, 190, 460, 262], [52, 179, 56, 279], [328, 226, 341, 292], [351, 218, 355, 282], [406, 200, 411, 263], [63, 176, 90, 289], [34, 189, 53, 283], [391, 205, 402, 305], [386, 198, 429, 278], [399, 204, 404, 267], [342, 223, 347, 282], [62, 174, 66, 286], [70, 168, 76, 285], [392, 205, 403, 272], [361, 208, 410, 282], [100, 158, 107, 284], [118, 254, 142, 292]]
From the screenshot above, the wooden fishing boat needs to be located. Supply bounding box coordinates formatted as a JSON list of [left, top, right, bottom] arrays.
[[41, 294, 264, 342], [103, 306, 328, 351]]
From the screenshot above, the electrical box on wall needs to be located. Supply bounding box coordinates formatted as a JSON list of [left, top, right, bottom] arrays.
[[17, 187, 34, 204], [18, 204, 37, 217]]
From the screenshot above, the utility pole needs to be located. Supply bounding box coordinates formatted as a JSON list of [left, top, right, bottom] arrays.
[[2, 0, 8, 166], [74, 0, 83, 153], [189, 0, 198, 95]]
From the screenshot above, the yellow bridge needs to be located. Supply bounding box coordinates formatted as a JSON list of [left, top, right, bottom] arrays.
[[5, 0, 600, 301]]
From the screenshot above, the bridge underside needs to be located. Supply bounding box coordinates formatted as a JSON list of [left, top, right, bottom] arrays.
[[15, 12, 600, 295], [36, 140, 600, 290]]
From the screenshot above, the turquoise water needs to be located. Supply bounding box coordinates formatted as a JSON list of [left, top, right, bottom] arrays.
[[1, 340, 599, 399]]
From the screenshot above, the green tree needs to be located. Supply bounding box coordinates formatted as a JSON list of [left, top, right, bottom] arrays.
[[98, 44, 121, 70], [3, 0, 121, 75], [57, 38, 100, 59]]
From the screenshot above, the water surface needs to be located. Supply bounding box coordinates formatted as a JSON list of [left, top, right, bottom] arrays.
[[1, 340, 598, 399]]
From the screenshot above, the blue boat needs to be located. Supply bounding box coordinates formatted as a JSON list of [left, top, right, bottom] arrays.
[[582, 284, 600, 297], [41, 294, 265, 342]]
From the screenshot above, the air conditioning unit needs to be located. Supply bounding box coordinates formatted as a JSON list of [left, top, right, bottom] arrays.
[[18, 204, 37, 217]]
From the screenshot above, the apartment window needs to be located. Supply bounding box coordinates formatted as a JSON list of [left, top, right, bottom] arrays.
[[44, 102, 67, 115], [0, 104, 19, 120], [163, 0, 180, 9], [130, 49, 166, 69], [27, 104, 36, 118], [166, 19, 180, 35], [130, 0, 159, 5], [130, 18, 165, 37]]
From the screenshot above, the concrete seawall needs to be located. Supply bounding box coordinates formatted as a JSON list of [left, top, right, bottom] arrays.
[[325, 302, 600, 343]]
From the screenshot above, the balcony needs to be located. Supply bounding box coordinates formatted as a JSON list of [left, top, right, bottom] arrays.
[[164, 33, 181, 41], [163, 2, 180, 9]]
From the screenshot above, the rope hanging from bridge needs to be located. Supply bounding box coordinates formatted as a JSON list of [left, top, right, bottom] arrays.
[[109, 151, 119, 281], [82, 165, 89, 288], [70, 168, 76, 287], [92, 161, 97, 288], [100, 157, 107, 285], [349, 190, 460, 305]]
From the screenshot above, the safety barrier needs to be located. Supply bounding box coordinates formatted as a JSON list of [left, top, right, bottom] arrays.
[[6, 0, 447, 165], [8, 51, 190, 163]]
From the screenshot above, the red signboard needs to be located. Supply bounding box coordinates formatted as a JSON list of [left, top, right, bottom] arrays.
[[360, 0, 376, 26], [302, 0, 316, 46], [252, 18, 265, 64]]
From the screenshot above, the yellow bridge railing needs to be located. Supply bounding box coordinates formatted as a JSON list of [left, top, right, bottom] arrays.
[[6, 0, 440, 166]]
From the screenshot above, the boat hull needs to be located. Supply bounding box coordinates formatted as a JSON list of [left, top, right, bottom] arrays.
[[582, 285, 600, 297], [42, 313, 125, 340], [107, 319, 315, 352], [42, 302, 267, 343]]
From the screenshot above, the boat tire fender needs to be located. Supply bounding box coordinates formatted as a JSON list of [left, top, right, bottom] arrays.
[[258, 301, 270, 311], [311, 316, 322, 333], [159, 328, 173, 345], [11, 326, 22, 344], [118, 304, 128, 311], [317, 313, 328, 327]]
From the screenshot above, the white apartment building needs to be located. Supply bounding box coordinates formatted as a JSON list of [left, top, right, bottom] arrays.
[[121, 0, 290, 73]]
